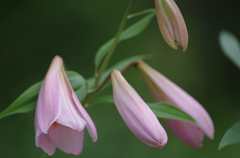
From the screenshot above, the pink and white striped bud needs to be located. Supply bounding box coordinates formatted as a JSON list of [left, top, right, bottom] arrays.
[[155, 0, 188, 51], [35, 56, 97, 155], [136, 61, 214, 148], [111, 69, 167, 148]]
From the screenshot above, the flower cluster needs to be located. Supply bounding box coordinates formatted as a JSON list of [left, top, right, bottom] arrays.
[[35, 56, 214, 155], [34, 0, 212, 156]]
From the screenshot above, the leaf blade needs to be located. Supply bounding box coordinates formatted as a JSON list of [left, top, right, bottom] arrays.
[[88, 54, 151, 88], [148, 102, 199, 126], [94, 11, 156, 67], [218, 122, 240, 150], [219, 30, 240, 68], [90, 95, 198, 126], [91, 95, 114, 105], [0, 71, 85, 119]]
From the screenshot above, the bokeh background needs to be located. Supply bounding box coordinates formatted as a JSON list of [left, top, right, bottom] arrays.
[[1, 0, 240, 157]]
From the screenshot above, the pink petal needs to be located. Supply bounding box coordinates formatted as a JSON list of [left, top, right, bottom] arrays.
[[155, 0, 188, 51], [136, 61, 214, 147], [36, 133, 56, 155], [72, 93, 98, 142], [48, 123, 84, 155], [111, 70, 167, 148], [35, 56, 98, 155], [57, 62, 97, 140], [166, 119, 204, 148], [56, 67, 87, 131], [148, 70, 214, 139], [36, 58, 62, 134]]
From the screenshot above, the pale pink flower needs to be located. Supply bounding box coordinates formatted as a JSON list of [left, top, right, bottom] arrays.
[[136, 61, 214, 148], [155, 0, 188, 51], [111, 69, 167, 148], [35, 56, 97, 155]]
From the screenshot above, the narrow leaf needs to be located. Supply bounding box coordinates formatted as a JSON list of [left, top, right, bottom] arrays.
[[0, 71, 85, 119], [219, 30, 240, 68], [66, 71, 85, 91], [90, 95, 198, 126], [88, 54, 151, 88], [148, 102, 199, 125], [219, 122, 240, 150], [95, 12, 156, 67], [92, 95, 114, 105]]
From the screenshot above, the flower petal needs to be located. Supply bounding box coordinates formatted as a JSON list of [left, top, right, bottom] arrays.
[[166, 119, 204, 148], [57, 62, 97, 139], [36, 133, 56, 155], [56, 65, 87, 132], [136, 61, 214, 146], [48, 123, 84, 155], [72, 94, 98, 142], [111, 70, 167, 148], [35, 56, 97, 155], [36, 57, 62, 134], [155, 0, 188, 51]]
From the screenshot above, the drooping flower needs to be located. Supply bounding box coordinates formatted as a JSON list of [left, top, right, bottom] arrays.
[[35, 56, 97, 155], [136, 61, 214, 148], [155, 0, 188, 51], [111, 69, 167, 148]]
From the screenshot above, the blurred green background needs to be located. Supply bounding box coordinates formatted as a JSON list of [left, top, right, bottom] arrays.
[[1, 0, 240, 157]]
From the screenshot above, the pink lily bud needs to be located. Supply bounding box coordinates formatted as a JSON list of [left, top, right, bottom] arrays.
[[155, 0, 188, 51], [136, 61, 214, 148], [111, 69, 167, 148], [35, 56, 97, 155]]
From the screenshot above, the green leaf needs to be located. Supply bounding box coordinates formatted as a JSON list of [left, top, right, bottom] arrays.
[[0, 71, 85, 119], [90, 95, 198, 126], [219, 30, 240, 68], [66, 71, 86, 91], [218, 122, 240, 150], [148, 102, 199, 125], [75, 82, 88, 101], [91, 95, 115, 105], [127, 9, 155, 19], [0, 82, 41, 119], [94, 11, 156, 67], [88, 54, 151, 88]]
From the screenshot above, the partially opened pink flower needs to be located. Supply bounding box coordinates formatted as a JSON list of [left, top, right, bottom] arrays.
[[136, 61, 214, 148], [155, 0, 188, 51], [111, 69, 167, 148], [35, 56, 97, 155]]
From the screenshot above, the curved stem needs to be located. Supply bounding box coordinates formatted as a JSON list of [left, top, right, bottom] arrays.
[[40, 152, 51, 158], [82, 0, 137, 106], [82, 60, 140, 107], [127, 8, 155, 19], [82, 74, 111, 106], [95, 0, 137, 86]]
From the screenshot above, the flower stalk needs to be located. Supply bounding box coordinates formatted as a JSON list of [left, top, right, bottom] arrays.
[[94, 0, 137, 87]]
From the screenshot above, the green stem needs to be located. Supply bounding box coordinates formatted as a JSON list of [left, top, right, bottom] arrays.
[[92, 60, 139, 96], [95, 0, 136, 86], [82, 60, 140, 107], [82, 74, 111, 106], [88, 75, 111, 95], [127, 8, 155, 19], [40, 152, 51, 158], [82, 0, 137, 106]]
